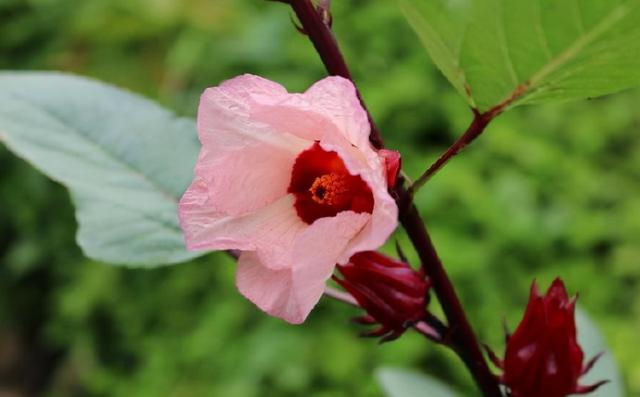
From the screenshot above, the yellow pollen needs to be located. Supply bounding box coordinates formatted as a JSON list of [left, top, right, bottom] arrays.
[[309, 173, 350, 206]]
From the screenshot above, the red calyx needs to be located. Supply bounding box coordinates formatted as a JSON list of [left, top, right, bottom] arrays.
[[378, 149, 401, 188], [334, 251, 430, 342], [289, 142, 374, 224], [495, 278, 607, 397]]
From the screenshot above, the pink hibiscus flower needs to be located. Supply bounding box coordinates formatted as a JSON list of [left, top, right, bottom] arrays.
[[178, 74, 398, 324]]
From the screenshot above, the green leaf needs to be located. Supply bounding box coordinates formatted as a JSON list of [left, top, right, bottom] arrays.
[[400, 0, 640, 112], [399, 0, 476, 109], [376, 367, 461, 397], [576, 308, 625, 397], [0, 72, 201, 266]]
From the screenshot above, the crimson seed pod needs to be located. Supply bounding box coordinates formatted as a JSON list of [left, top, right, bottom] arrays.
[[334, 251, 430, 342], [498, 278, 607, 397]]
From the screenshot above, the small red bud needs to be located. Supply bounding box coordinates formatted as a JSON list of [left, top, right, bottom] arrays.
[[378, 149, 401, 188], [500, 278, 607, 397], [334, 251, 430, 341]]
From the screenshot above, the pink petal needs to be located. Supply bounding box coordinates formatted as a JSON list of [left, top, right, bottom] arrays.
[[195, 74, 310, 216], [304, 77, 372, 149], [179, 194, 306, 269], [199, 74, 289, 151], [192, 143, 294, 216], [291, 211, 370, 305], [235, 252, 299, 320], [236, 211, 370, 324], [249, 76, 370, 148]]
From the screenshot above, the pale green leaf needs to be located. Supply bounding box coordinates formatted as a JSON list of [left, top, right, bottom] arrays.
[[376, 367, 461, 397], [0, 72, 202, 266], [575, 308, 625, 397], [401, 0, 640, 112]]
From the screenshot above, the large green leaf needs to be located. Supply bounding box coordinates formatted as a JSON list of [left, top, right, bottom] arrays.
[[0, 72, 201, 266], [401, 0, 640, 112], [376, 367, 461, 397]]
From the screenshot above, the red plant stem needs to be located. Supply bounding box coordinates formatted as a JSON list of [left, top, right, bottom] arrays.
[[410, 110, 491, 192], [395, 187, 500, 396], [278, 1, 502, 396], [411, 83, 527, 191]]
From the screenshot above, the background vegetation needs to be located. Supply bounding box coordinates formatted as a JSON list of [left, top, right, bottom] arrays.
[[1, 0, 639, 396]]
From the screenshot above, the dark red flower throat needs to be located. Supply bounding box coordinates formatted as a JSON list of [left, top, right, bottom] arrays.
[[289, 143, 374, 224]]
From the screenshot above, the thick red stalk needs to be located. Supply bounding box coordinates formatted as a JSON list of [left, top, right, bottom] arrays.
[[395, 186, 501, 396], [410, 111, 492, 192], [276, 1, 502, 396]]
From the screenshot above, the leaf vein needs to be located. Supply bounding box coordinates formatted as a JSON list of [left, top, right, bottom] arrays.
[[504, 1, 639, 107], [496, 0, 520, 86]]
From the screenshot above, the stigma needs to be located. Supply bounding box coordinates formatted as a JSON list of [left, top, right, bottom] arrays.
[[288, 142, 374, 224], [309, 173, 350, 206]]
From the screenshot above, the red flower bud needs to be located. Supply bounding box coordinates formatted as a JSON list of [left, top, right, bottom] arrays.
[[378, 149, 401, 188], [499, 278, 607, 397], [334, 251, 430, 341]]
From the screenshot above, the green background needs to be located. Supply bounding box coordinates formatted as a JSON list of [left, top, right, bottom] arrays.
[[1, 0, 639, 396]]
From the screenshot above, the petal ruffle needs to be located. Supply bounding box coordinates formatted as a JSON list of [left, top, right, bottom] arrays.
[[192, 142, 295, 216], [249, 76, 370, 148], [195, 74, 310, 215], [304, 77, 372, 150], [179, 194, 306, 270], [198, 74, 297, 152], [236, 211, 369, 324]]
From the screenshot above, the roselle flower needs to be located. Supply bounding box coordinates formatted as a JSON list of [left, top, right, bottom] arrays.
[[179, 75, 398, 324], [498, 279, 606, 397], [334, 251, 430, 341]]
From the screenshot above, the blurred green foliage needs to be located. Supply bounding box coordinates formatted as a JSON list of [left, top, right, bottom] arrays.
[[1, 0, 639, 396]]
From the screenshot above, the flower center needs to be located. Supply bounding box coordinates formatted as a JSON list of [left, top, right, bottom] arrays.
[[309, 173, 350, 206], [288, 143, 374, 224]]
